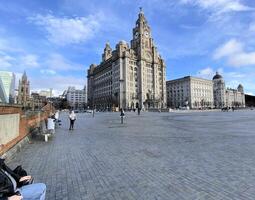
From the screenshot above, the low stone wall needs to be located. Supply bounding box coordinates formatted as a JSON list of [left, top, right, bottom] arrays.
[[148, 108, 171, 112], [0, 103, 54, 156]]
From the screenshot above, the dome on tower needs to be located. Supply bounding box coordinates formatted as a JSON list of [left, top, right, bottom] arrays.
[[238, 84, 243, 88], [237, 84, 244, 93], [213, 72, 223, 80]]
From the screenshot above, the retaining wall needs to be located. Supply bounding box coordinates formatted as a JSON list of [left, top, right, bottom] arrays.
[[0, 104, 54, 156]]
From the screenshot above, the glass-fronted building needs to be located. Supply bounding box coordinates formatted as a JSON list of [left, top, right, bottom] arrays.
[[0, 71, 15, 103]]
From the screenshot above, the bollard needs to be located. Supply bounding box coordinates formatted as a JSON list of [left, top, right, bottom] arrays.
[[121, 116, 124, 124], [45, 134, 48, 142]]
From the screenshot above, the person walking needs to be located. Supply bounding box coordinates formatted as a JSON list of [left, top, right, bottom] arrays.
[[69, 110, 76, 130], [120, 108, 125, 124], [137, 107, 141, 115]]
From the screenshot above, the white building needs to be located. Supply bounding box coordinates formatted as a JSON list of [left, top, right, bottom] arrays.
[[167, 76, 214, 109], [39, 89, 53, 98], [167, 73, 246, 109], [225, 85, 245, 107], [66, 86, 87, 109], [212, 72, 245, 108], [213, 72, 226, 108], [87, 9, 166, 110], [0, 71, 15, 104]]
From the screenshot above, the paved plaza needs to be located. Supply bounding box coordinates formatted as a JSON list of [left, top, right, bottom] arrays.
[[8, 110, 255, 200]]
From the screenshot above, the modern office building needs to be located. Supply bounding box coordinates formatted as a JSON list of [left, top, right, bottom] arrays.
[[166, 76, 214, 109], [0, 71, 15, 103], [0, 78, 7, 103], [66, 86, 87, 109], [87, 9, 166, 110]]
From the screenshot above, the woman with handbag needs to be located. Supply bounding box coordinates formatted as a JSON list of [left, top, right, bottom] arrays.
[[0, 158, 46, 200]]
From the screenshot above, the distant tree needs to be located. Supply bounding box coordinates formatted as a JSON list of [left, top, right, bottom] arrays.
[[60, 99, 70, 110]]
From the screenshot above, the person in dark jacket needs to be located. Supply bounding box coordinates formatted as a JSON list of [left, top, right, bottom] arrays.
[[137, 107, 141, 115], [0, 158, 46, 200]]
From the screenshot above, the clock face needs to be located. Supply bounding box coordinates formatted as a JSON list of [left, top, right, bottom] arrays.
[[144, 31, 149, 38], [135, 32, 139, 39]]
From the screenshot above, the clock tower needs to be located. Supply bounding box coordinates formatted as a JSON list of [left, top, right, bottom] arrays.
[[87, 8, 166, 111], [130, 8, 166, 109], [131, 7, 153, 60]]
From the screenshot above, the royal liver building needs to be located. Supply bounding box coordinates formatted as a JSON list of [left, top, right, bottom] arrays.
[[87, 9, 166, 110]]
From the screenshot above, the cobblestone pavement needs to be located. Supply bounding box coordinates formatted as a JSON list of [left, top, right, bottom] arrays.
[[8, 110, 255, 200]]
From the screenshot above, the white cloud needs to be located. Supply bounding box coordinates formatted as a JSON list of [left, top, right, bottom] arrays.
[[213, 39, 243, 59], [213, 39, 255, 67], [196, 67, 253, 94], [20, 54, 39, 68], [29, 14, 102, 45], [246, 92, 254, 96], [180, 0, 253, 13], [30, 75, 85, 96], [180, 0, 254, 23], [0, 38, 25, 53], [0, 52, 14, 68], [225, 72, 245, 78], [249, 23, 255, 32], [40, 69, 56, 75], [228, 52, 255, 67], [0, 52, 41, 70], [196, 67, 214, 79], [0, 39, 9, 51], [196, 67, 224, 79], [45, 53, 83, 71]]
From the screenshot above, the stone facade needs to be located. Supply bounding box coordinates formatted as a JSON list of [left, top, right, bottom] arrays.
[[225, 86, 245, 107], [213, 72, 245, 108], [167, 73, 245, 109], [87, 9, 166, 110], [166, 76, 214, 109], [213, 72, 226, 108], [31, 92, 47, 109], [17, 71, 31, 108]]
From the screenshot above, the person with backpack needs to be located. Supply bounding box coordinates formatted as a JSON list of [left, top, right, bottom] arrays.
[[0, 158, 46, 200]]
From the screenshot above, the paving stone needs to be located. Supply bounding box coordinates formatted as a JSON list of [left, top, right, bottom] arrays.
[[7, 110, 255, 200]]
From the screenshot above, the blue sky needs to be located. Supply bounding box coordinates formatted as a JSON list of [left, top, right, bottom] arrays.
[[0, 0, 254, 96]]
